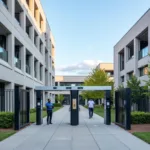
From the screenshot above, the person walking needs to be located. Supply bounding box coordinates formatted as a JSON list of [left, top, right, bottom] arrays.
[[45, 99, 54, 125], [88, 99, 95, 118]]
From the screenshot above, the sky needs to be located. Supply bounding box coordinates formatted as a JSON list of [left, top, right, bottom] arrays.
[[41, 0, 150, 75]]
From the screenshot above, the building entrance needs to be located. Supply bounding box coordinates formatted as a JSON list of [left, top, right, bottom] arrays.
[[35, 86, 112, 126]]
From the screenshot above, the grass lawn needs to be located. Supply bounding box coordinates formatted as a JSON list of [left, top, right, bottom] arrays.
[[85, 106, 115, 122], [0, 130, 16, 141], [133, 132, 150, 144], [30, 107, 61, 123]]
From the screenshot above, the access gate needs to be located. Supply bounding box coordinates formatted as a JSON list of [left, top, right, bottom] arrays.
[[15, 87, 30, 130], [35, 86, 112, 126], [115, 88, 131, 130]]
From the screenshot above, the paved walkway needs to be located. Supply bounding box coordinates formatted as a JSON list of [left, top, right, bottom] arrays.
[[0, 106, 150, 150]]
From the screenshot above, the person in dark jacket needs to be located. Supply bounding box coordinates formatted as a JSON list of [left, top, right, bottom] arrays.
[[45, 99, 54, 124]]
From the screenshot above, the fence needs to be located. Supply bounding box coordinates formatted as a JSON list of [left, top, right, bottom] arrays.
[[131, 89, 150, 112], [0, 88, 30, 130], [0, 89, 14, 112]]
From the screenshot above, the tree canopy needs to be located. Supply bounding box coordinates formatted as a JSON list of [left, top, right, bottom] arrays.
[[127, 75, 141, 104], [81, 67, 113, 99], [56, 94, 64, 104]]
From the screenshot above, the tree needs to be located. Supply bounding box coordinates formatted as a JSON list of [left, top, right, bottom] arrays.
[[56, 94, 64, 105], [81, 67, 113, 99], [127, 75, 141, 104]]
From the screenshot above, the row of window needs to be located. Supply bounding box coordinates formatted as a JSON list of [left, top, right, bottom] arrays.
[[0, 35, 53, 83], [0, 0, 51, 56], [55, 82, 83, 86], [120, 65, 148, 82], [119, 28, 148, 71]]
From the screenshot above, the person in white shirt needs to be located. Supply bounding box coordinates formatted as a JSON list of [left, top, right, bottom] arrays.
[[88, 99, 95, 118]]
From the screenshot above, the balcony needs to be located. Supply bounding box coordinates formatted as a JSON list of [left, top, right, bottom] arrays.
[[26, 65, 30, 74], [14, 57, 21, 69], [0, 47, 8, 62], [138, 46, 148, 60]]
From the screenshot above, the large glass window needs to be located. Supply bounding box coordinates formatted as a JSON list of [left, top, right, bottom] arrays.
[[127, 71, 134, 80], [127, 40, 134, 60], [139, 66, 148, 76], [121, 76, 124, 82], [138, 28, 148, 60], [119, 49, 124, 71], [0, 35, 8, 62]]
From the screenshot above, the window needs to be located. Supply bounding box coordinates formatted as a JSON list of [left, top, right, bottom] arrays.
[[39, 40, 43, 53], [1, 0, 7, 9], [15, 46, 21, 69], [127, 71, 134, 80], [121, 76, 124, 82], [26, 0, 29, 6], [139, 66, 148, 76], [138, 28, 148, 60], [34, 30, 38, 47], [119, 49, 124, 71], [127, 40, 134, 60], [0, 35, 7, 62], [34, 59, 38, 78], [40, 64, 43, 81]]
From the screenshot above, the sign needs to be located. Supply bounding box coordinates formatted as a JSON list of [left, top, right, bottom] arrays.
[[72, 99, 76, 109]]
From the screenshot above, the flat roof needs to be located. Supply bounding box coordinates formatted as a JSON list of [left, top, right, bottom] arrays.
[[114, 8, 150, 47]]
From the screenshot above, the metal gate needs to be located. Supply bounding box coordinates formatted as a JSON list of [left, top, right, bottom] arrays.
[[15, 86, 30, 130], [115, 88, 131, 130]]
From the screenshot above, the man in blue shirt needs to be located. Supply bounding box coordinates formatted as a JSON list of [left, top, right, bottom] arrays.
[[45, 99, 54, 125]]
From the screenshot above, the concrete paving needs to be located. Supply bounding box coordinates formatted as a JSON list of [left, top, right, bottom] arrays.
[[0, 106, 150, 150]]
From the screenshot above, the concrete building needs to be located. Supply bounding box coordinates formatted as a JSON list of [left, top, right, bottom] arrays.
[[96, 63, 114, 80], [55, 66, 113, 105], [55, 75, 86, 105], [0, 0, 55, 111], [114, 9, 150, 88]]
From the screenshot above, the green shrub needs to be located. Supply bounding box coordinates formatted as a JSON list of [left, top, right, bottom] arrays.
[[53, 103, 61, 107], [30, 108, 36, 113], [0, 112, 14, 128], [131, 111, 150, 124]]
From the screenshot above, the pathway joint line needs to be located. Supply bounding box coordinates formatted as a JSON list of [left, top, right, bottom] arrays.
[[43, 110, 68, 150], [82, 114, 102, 150]]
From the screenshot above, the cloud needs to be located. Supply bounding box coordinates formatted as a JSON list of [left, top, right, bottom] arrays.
[[56, 60, 102, 75]]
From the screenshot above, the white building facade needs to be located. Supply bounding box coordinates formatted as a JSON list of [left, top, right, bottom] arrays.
[[114, 9, 150, 88], [0, 0, 55, 111]]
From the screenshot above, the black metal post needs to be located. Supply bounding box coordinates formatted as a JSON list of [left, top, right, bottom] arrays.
[[125, 88, 131, 130], [36, 90, 43, 125], [70, 90, 79, 125], [26, 91, 30, 123], [14, 86, 20, 130], [115, 91, 119, 123], [104, 90, 111, 125]]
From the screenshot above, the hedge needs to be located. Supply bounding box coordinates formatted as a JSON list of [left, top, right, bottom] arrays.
[[0, 112, 14, 128], [131, 111, 150, 124]]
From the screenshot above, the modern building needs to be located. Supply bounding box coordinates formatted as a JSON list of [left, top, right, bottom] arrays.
[[55, 75, 86, 105], [114, 9, 150, 88], [0, 0, 55, 112], [96, 63, 114, 80], [55, 66, 113, 105]]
